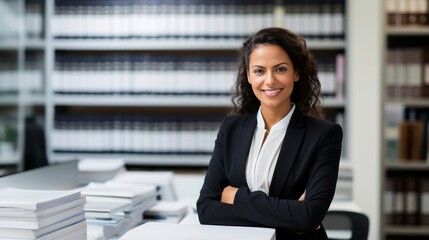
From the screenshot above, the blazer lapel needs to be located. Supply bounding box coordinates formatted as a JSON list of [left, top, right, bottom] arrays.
[[269, 110, 306, 197], [232, 115, 257, 187]]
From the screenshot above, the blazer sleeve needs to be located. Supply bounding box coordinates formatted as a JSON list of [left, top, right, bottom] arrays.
[[197, 119, 343, 233]]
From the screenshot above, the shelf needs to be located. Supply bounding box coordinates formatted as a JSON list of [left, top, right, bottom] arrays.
[[53, 95, 232, 107], [322, 98, 346, 108], [52, 153, 211, 167], [23, 94, 45, 106], [0, 154, 20, 166], [53, 39, 243, 51], [383, 161, 429, 171], [52, 38, 345, 51], [386, 27, 429, 36], [385, 226, 429, 236], [25, 39, 45, 49], [0, 39, 44, 50], [385, 98, 429, 107], [0, 95, 19, 106]]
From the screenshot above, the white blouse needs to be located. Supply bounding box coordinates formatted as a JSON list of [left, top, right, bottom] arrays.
[[245, 104, 296, 195]]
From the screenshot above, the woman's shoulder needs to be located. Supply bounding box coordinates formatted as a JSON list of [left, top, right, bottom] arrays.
[[221, 113, 256, 128], [302, 114, 343, 133]]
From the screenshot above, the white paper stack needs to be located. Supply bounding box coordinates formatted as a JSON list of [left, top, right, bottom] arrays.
[[143, 201, 189, 223], [82, 182, 157, 239], [111, 171, 177, 200], [119, 222, 276, 240], [78, 158, 126, 184], [0, 187, 87, 240]]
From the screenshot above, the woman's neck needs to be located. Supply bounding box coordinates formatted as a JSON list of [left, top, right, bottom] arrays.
[[261, 105, 292, 131]]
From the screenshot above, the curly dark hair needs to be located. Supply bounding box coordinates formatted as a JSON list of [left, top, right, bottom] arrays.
[[230, 27, 324, 118]]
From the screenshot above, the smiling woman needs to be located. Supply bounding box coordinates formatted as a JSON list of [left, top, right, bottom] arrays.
[[197, 27, 343, 240]]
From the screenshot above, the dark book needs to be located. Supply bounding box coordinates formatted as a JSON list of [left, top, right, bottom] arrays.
[[420, 176, 429, 225], [404, 175, 418, 225]]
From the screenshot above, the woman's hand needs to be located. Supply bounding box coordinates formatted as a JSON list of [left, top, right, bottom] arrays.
[[298, 190, 321, 231], [221, 186, 238, 205]]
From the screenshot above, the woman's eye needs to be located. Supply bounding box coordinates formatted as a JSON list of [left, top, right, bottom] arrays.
[[276, 67, 287, 72], [254, 69, 264, 75]]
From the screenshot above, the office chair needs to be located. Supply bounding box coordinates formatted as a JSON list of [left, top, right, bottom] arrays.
[[323, 210, 369, 240]]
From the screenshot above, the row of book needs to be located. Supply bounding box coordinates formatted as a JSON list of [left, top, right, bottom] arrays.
[[54, 53, 236, 96], [52, 0, 345, 39], [25, 0, 44, 39], [283, 0, 345, 39], [386, 48, 429, 99], [53, 114, 223, 154], [0, 52, 44, 93], [385, 106, 429, 162], [385, 172, 429, 226], [386, 0, 429, 27], [53, 0, 274, 39], [53, 52, 345, 98], [0, 0, 20, 41]]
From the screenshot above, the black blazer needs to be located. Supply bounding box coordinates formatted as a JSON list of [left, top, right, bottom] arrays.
[[197, 109, 343, 240]]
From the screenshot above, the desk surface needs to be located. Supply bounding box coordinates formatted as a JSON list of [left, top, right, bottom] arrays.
[[0, 161, 80, 190]]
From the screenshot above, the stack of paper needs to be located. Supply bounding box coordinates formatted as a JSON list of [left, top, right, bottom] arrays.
[[143, 201, 189, 223], [111, 171, 177, 200], [119, 222, 276, 240], [78, 158, 126, 184], [0, 187, 86, 240], [82, 182, 157, 239]]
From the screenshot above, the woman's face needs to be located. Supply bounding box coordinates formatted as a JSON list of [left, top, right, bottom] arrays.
[[247, 44, 299, 113]]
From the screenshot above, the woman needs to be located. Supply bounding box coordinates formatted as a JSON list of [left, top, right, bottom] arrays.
[[196, 27, 343, 239]]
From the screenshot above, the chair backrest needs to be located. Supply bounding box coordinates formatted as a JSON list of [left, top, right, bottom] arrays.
[[323, 210, 369, 240]]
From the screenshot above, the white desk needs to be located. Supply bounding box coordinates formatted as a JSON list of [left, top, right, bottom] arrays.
[[180, 200, 360, 240]]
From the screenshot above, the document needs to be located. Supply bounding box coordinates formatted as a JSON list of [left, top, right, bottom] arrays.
[[119, 222, 276, 240]]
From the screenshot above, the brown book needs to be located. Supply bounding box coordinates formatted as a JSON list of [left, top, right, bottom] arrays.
[[398, 121, 411, 161], [386, 0, 399, 26], [417, 0, 429, 25], [410, 120, 423, 161], [408, 0, 420, 25], [398, 0, 410, 25]]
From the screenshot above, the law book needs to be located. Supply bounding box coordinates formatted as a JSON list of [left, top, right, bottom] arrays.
[[385, 176, 395, 225], [398, 120, 411, 161], [119, 222, 276, 240], [405, 49, 423, 98], [404, 175, 418, 225], [393, 175, 405, 225], [0, 187, 81, 210], [409, 120, 424, 161], [386, 0, 399, 26], [0, 213, 85, 239], [420, 176, 429, 225]]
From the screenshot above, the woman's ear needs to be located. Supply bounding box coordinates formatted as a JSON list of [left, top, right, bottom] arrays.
[[294, 70, 300, 82]]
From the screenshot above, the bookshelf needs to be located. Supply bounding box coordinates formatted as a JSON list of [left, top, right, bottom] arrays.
[[382, 0, 429, 239], [0, 0, 29, 174], [19, 0, 349, 168]]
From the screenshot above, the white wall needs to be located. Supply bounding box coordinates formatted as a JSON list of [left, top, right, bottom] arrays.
[[347, 0, 384, 239]]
